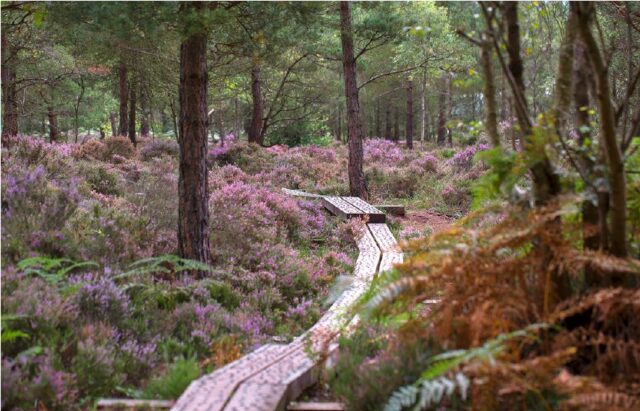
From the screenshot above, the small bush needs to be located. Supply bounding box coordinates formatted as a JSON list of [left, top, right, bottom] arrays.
[[82, 163, 121, 195], [103, 136, 136, 161], [73, 139, 107, 161], [143, 357, 200, 399], [139, 139, 179, 161]]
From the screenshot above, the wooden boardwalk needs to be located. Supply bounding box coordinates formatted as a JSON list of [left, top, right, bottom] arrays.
[[171, 194, 402, 411]]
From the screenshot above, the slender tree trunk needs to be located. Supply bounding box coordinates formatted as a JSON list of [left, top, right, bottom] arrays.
[[420, 67, 427, 143], [248, 64, 264, 145], [437, 75, 448, 145], [47, 106, 58, 143], [384, 104, 392, 140], [110, 112, 117, 137], [1, 33, 18, 144], [74, 77, 85, 144], [128, 80, 137, 146], [447, 76, 453, 147], [340, 1, 368, 200], [393, 106, 399, 142], [140, 93, 150, 137], [234, 97, 240, 139], [406, 78, 414, 149], [337, 104, 342, 142], [576, 3, 627, 259], [375, 100, 381, 138], [178, 2, 210, 270], [118, 59, 128, 136], [217, 113, 225, 147], [481, 33, 500, 147], [503, 2, 559, 205]]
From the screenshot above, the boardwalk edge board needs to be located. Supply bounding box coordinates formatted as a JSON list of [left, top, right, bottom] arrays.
[[169, 196, 402, 411]]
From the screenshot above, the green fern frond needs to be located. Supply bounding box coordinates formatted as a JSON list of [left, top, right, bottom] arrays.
[[17, 256, 98, 285], [113, 254, 217, 281]]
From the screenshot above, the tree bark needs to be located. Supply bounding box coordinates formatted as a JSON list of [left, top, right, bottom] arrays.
[[1, 30, 18, 144], [118, 59, 128, 136], [110, 112, 117, 137], [248, 64, 263, 145], [234, 97, 240, 139], [480, 33, 500, 147], [47, 106, 58, 143], [576, 2, 627, 259], [437, 75, 448, 145], [503, 2, 559, 204], [385, 104, 392, 140], [375, 100, 381, 138], [406, 78, 414, 149], [393, 106, 399, 142], [217, 112, 225, 147], [340, 1, 368, 200], [178, 2, 210, 270], [140, 92, 150, 137], [420, 67, 427, 142], [128, 79, 137, 146]]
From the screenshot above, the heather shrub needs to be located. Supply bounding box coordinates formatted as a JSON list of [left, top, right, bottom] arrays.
[[139, 139, 179, 161], [1, 351, 78, 411], [74, 275, 130, 325], [73, 139, 107, 161], [1, 164, 80, 261], [409, 153, 439, 173], [209, 142, 274, 173], [367, 166, 420, 199], [81, 162, 122, 196], [71, 324, 125, 399], [102, 136, 136, 161], [364, 139, 404, 165], [441, 183, 471, 210], [445, 144, 489, 170]]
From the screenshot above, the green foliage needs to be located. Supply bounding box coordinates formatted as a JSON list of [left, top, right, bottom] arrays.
[[82, 164, 121, 195], [384, 324, 548, 411], [143, 356, 200, 400], [113, 254, 217, 281], [471, 148, 527, 209], [17, 256, 98, 285]]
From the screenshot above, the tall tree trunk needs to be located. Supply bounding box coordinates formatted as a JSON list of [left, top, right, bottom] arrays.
[[574, 39, 602, 289], [437, 75, 448, 145], [248, 64, 263, 145], [234, 97, 240, 139], [337, 103, 342, 142], [420, 67, 427, 142], [118, 59, 128, 136], [576, 3, 627, 259], [1, 32, 18, 144], [481, 33, 500, 147], [406, 78, 414, 149], [178, 2, 210, 270], [110, 112, 117, 137], [385, 104, 392, 140], [140, 92, 150, 137], [447, 76, 453, 147], [503, 2, 559, 205], [340, 1, 368, 200], [393, 106, 399, 142], [375, 100, 381, 138], [217, 112, 225, 147], [128, 80, 137, 146], [47, 106, 58, 143]]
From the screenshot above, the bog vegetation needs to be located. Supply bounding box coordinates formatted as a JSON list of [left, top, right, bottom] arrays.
[[1, 1, 639, 410]]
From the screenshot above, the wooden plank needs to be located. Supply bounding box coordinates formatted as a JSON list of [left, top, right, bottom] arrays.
[[375, 204, 406, 216], [223, 382, 288, 411], [97, 399, 174, 410], [342, 197, 386, 223], [367, 223, 398, 252], [321, 196, 363, 219], [287, 402, 346, 411], [172, 344, 289, 411]]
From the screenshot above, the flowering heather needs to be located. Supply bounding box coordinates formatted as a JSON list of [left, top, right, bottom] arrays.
[[364, 138, 404, 164], [445, 143, 489, 169]]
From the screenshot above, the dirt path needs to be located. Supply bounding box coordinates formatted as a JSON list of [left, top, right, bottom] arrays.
[[394, 209, 454, 235]]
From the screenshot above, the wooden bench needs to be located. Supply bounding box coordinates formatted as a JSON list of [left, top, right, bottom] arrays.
[[170, 197, 401, 411]]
